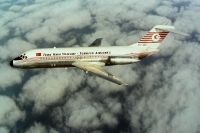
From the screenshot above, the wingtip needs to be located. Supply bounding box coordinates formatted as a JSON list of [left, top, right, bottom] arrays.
[[124, 83, 129, 86], [120, 82, 128, 86]]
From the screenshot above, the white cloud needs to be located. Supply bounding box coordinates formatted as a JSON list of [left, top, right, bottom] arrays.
[[155, 5, 177, 17], [0, 63, 24, 89], [0, 37, 36, 60], [0, 0, 200, 132], [6, 0, 92, 44], [174, 4, 200, 35], [25, 8, 91, 44], [68, 105, 101, 128], [127, 42, 200, 133], [0, 96, 25, 127], [25, 123, 47, 133], [49, 128, 59, 133], [9, 5, 22, 12], [51, 89, 122, 130], [20, 69, 84, 113], [0, 27, 9, 39], [25, 122, 59, 133], [0, 127, 9, 133]]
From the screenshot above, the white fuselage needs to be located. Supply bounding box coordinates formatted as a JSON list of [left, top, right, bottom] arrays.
[[9, 25, 176, 85], [11, 44, 158, 68]]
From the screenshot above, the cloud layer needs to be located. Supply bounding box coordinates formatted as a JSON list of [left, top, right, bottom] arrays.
[[0, 96, 24, 130], [0, 0, 200, 132]]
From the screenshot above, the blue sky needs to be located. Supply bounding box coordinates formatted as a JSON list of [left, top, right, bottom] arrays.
[[0, 0, 200, 133]]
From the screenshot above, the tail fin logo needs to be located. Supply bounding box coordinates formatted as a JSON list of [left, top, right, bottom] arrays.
[[152, 33, 160, 42]]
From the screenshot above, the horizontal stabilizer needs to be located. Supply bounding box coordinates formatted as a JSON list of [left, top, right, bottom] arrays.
[[89, 38, 102, 47], [155, 25, 189, 36]]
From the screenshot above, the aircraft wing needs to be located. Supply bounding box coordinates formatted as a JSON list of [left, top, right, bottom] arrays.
[[72, 62, 128, 85]]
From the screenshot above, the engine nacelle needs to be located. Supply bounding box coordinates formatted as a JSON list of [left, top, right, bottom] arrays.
[[109, 57, 140, 65]]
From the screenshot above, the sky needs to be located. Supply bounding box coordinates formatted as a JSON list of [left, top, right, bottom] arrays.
[[0, 0, 200, 133]]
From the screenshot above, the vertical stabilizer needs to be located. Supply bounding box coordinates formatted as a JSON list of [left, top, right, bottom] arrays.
[[137, 25, 174, 45]]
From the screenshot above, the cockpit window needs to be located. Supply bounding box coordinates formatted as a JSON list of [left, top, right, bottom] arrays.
[[14, 56, 22, 60], [14, 54, 27, 60]]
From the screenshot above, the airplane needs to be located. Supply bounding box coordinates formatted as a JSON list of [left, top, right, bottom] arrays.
[[10, 25, 187, 85]]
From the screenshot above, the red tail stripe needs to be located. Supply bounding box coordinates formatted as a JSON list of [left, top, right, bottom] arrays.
[[143, 34, 168, 37], [140, 38, 165, 40], [139, 40, 164, 42], [139, 40, 163, 43], [138, 41, 163, 43], [143, 35, 168, 38], [140, 37, 166, 40], [141, 37, 166, 39], [140, 38, 165, 41], [139, 39, 164, 42], [138, 32, 169, 44]]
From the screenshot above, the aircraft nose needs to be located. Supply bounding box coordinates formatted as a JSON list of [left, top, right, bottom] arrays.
[[10, 60, 13, 67]]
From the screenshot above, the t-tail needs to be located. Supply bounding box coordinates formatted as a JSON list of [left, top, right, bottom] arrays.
[[137, 25, 175, 50], [135, 25, 188, 53]]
